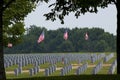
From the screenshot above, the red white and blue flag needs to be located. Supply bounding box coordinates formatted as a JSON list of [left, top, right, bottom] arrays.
[[37, 31, 45, 43], [63, 30, 68, 40], [85, 32, 89, 40]]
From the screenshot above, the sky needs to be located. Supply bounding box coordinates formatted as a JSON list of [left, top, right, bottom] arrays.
[[24, 1, 117, 35]]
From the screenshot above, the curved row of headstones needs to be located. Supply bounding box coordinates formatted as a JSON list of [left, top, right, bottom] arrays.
[[14, 67, 22, 76], [44, 65, 56, 76], [60, 64, 72, 76], [104, 53, 114, 62], [76, 63, 88, 75], [108, 59, 117, 74], [92, 61, 103, 74], [91, 53, 105, 63], [14, 66, 40, 76], [29, 66, 40, 76], [91, 54, 98, 63], [60, 53, 92, 65], [97, 53, 105, 61], [4, 53, 106, 69], [4, 54, 59, 68], [4, 53, 94, 68]]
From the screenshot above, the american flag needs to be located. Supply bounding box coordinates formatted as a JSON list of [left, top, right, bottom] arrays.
[[85, 32, 89, 40], [63, 30, 68, 40], [8, 43, 12, 48], [37, 31, 45, 43]]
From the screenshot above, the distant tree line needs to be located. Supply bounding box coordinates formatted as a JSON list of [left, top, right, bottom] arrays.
[[4, 25, 116, 53]]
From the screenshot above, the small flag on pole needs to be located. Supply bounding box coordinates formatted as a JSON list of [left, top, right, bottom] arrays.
[[63, 30, 68, 40], [85, 32, 89, 40], [8, 43, 12, 48], [37, 31, 45, 43]]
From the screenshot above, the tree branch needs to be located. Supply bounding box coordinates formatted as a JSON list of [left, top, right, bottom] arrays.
[[2, 0, 16, 12], [112, 0, 117, 4]]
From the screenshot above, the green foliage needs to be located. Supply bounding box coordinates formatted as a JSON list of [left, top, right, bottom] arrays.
[[3, 22, 25, 46], [3, 0, 37, 46], [3, 0, 36, 25], [4, 25, 116, 53], [58, 40, 75, 52], [43, 0, 117, 24]]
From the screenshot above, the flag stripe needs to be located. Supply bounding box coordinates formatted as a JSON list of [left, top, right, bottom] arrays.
[[63, 30, 68, 40], [85, 32, 88, 40], [37, 31, 44, 43]]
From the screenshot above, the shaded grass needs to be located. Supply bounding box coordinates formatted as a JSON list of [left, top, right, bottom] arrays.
[[55, 62, 65, 67], [40, 62, 51, 69], [5, 65, 18, 71], [103, 57, 116, 64], [82, 67, 93, 74], [97, 66, 110, 74], [6, 72, 30, 79], [66, 69, 76, 75], [50, 70, 61, 76], [7, 75, 120, 80]]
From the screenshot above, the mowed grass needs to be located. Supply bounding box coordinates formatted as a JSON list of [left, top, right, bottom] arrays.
[[5, 65, 18, 71], [7, 66, 116, 79], [6, 64, 42, 71], [6, 72, 30, 79], [6, 63, 51, 71], [6, 52, 117, 79], [97, 66, 110, 74]]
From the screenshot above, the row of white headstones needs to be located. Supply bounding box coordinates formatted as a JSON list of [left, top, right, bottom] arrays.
[[4, 53, 116, 76]]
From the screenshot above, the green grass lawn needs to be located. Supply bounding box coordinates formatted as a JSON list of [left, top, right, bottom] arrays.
[[6, 72, 30, 79], [40, 62, 51, 69], [82, 67, 93, 74], [50, 70, 61, 76], [97, 66, 110, 74], [5, 65, 18, 71], [103, 56, 116, 64]]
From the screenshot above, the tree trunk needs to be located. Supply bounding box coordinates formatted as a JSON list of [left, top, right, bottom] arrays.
[[0, 24, 6, 80], [116, 0, 120, 74], [0, 0, 6, 79]]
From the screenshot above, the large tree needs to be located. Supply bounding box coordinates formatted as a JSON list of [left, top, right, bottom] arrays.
[[0, 0, 48, 79], [0, 0, 119, 79], [2, 0, 37, 46], [1, 0, 35, 79]]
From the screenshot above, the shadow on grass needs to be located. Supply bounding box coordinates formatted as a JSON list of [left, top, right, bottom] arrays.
[[7, 74, 119, 80]]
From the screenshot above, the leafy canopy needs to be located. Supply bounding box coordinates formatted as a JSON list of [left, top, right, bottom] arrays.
[[3, 0, 48, 46], [43, 0, 116, 24], [3, 0, 117, 46]]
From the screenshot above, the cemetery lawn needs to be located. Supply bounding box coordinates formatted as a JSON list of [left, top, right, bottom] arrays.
[[5, 52, 117, 79]]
